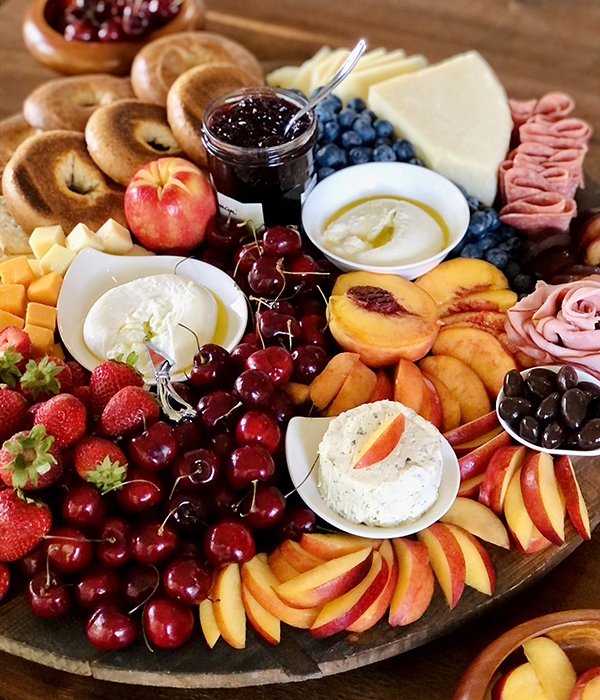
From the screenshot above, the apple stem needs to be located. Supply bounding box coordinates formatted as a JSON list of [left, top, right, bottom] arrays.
[[284, 455, 319, 499]]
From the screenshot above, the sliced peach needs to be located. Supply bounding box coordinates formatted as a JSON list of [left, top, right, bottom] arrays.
[[422, 370, 461, 432], [353, 413, 406, 469], [309, 352, 361, 410], [242, 583, 281, 645], [457, 473, 485, 499], [281, 381, 312, 406], [213, 562, 246, 649], [310, 550, 388, 638], [199, 597, 220, 649], [241, 553, 321, 629], [443, 410, 500, 446], [419, 355, 491, 423], [493, 662, 551, 700], [522, 635, 576, 700], [569, 667, 600, 700], [270, 539, 325, 573], [417, 523, 466, 609], [520, 452, 566, 546], [368, 369, 394, 402], [389, 537, 434, 626], [440, 496, 510, 549], [325, 357, 377, 416], [554, 455, 591, 541], [479, 445, 528, 515], [346, 539, 397, 633], [458, 430, 511, 480], [440, 310, 508, 333], [420, 375, 443, 429], [274, 547, 373, 609], [504, 468, 551, 553], [437, 289, 517, 317], [393, 358, 426, 413], [452, 426, 504, 458], [268, 550, 302, 583], [431, 326, 518, 398], [328, 270, 440, 367], [300, 533, 384, 559], [445, 523, 495, 596]]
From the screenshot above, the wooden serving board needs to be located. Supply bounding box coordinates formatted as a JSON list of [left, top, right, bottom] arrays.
[[0, 455, 599, 688]]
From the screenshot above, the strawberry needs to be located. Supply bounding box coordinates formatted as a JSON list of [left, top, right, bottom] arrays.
[[100, 386, 159, 437], [74, 435, 127, 494], [33, 393, 87, 449], [19, 356, 73, 402], [0, 425, 63, 490], [0, 389, 29, 443], [66, 360, 90, 388], [90, 357, 144, 417], [0, 562, 9, 600], [72, 385, 92, 412], [0, 326, 32, 374], [0, 488, 52, 561]]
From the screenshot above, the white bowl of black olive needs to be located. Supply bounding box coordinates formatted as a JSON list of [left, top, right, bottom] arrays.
[[497, 365, 600, 455]]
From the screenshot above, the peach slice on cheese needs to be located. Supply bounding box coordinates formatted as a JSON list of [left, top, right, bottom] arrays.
[[353, 413, 405, 469]]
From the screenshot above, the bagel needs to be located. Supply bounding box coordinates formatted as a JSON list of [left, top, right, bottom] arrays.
[[86, 99, 184, 186], [131, 31, 263, 106], [2, 130, 126, 235], [23, 75, 134, 132], [0, 114, 40, 194], [167, 63, 256, 168]]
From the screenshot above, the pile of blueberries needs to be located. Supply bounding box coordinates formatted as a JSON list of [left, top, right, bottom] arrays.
[[310, 90, 536, 297]]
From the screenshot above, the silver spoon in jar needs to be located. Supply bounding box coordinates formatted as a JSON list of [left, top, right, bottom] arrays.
[[283, 39, 368, 137]]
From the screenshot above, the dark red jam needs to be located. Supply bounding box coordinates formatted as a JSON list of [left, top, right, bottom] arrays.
[[202, 87, 317, 226]]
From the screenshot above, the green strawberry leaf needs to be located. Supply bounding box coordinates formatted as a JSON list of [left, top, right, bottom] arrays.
[[85, 456, 127, 495], [20, 356, 63, 400], [0, 345, 22, 388], [2, 425, 56, 488]]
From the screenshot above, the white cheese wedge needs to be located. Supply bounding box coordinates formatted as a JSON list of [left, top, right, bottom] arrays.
[[353, 47, 388, 69], [354, 48, 407, 72], [39, 243, 76, 276], [29, 225, 65, 260], [65, 223, 104, 254], [95, 218, 133, 255], [367, 51, 512, 205], [309, 48, 350, 94]]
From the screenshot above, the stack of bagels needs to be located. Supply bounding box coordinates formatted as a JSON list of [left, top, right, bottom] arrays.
[[0, 31, 264, 240]]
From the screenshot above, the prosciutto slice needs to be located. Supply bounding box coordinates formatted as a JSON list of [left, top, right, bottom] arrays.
[[499, 191, 577, 233]]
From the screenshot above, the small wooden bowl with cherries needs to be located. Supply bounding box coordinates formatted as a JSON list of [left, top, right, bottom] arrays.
[[23, 0, 206, 75]]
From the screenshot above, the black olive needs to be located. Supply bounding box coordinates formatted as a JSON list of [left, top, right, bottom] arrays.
[[542, 421, 567, 450], [519, 416, 540, 445], [525, 375, 555, 403], [498, 396, 534, 424], [563, 432, 580, 450], [503, 369, 524, 398], [578, 381, 600, 402], [527, 368, 558, 384], [536, 392, 561, 423], [578, 419, 600, 450], [556, 365, 578, 392], [561, 388, 588, 430]]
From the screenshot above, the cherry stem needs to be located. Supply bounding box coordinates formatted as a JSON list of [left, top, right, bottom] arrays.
[[236, 480, 258, 516], [178, 322, 201, 352], [286, 319, 294, 352], [284, 455, 318, 499], [129, 565, 160, 615], [43, 534, 103, 542], [158, 506, 178, 536], [102, 478, 161, 496]]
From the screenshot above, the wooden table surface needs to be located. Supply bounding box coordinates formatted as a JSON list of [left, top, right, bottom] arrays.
[[1, 1, 599, 699]]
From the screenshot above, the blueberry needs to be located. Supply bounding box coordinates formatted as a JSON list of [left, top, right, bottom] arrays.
[[392, 139, 415, 161], [338, 108, 357, 128], [316, 143, 347, 168], [362, 109, 377, 123], [467, 195, 480, 212], [408, 157, 425, 167], [478, 234, 499, 252], [321, 93, 342, 112], [498, 235, 522, 253], [460, 243, 484, 259], [467, 210, 490, 237], [373, 119, 394, 138], [316, 119, 324, 141], [317, 166, 336, 181], [352, 119, 377, 144], [323, 119, 341, 142], [504, 261, 521, 279], [498, 223, 517, 238], [484, 207, 500, 230], [314, 103, 336, 123], [374, 136, 392, 147], [373, 144, 396, 162], [484, 247, 509, 269], [346, 97, 366, 112], [340, 129, 363, 150], [348, 146, 373, 165], [513, 273, 535, 294]]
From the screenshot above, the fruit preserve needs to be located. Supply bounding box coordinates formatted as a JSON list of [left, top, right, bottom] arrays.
[[202, 87, 318, 226]]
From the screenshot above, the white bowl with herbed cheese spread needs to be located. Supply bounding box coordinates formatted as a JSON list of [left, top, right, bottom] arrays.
[[285, 400, 460, 538], [301, 162, 470, 280]]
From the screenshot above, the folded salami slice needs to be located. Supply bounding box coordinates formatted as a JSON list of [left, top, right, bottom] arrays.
[[519, 115, 592, 150], [503, 166, 577, 203], [499, 191, 577, 233], [509, 97, 538, 129], [533, 92, 575, 121]]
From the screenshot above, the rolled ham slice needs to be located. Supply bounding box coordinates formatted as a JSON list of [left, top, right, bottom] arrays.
[[519, 115, 592, 150], [499, 191, 577, 233]]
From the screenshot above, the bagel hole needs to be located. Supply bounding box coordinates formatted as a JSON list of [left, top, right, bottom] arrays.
[[138, 123, 180, 154], [60, 153, 101, 196], [76, 90, 100, 107]]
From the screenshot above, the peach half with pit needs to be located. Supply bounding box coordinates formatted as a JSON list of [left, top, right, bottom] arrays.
[[327, 270, 440, 367]]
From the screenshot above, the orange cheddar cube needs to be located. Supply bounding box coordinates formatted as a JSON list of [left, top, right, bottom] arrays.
[[27, 272, 63, 306], [50, 343, 65, 361], [23, 324, 55, 357], [25, 302, 57, 331], [0, 309, 25, 331], [0, 284, 27, 318], [0, 256, 35, 287]]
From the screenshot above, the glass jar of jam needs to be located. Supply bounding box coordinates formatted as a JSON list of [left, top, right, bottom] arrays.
[[201, 86, 318, 227]]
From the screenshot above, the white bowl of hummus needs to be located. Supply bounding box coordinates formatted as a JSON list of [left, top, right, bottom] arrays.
[[301, 162, 470, 280], [285, 401, 460, 538]]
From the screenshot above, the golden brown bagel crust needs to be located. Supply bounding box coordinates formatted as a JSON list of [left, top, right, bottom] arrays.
[[23, 75, 135, 132], [85, 99, 184, 186], [2, 130, 126, 235], [167, 63, 256, 168], [0, 114, 40, 194], [131, 31, 263, 106]]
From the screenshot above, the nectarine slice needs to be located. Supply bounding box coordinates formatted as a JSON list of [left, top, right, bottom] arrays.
[[271, 539, 325, 573], [443, 409, 500, 446], [417, 523, 466, 609], [389, 537, 434, 626], [440, 496, 510, 549], [420, 375, 443, 429], [353, 413, 406, 469], [503, 468, 551, 553], [520, 452, 565, 546], [522, 635, 576, 700], [445, 524, 496, 595], [368, 369, 394, 402], [309, 352, 361, 410], [325, 358, 377, 416], [452, 426, 504, 458], [199, 597, 220, 649], [479, 445, 528, 515], [300, 533, 384, 559], [213, 562, 246, 649], [554, 455, 591, 540], [457, 473, 485, 499], [268, 549, 302, 583], [458, 430, 511, 480], [440, 310, 507, 333], [422, 370, 461, 432], [281, 381, 312, 406], [242, 583, 281, 645], [393, 358, 426, 414], [437, 289, 517, 317]]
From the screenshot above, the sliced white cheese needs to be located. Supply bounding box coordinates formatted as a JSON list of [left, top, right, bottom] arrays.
[[354, 48, 407, 72], [293, 46, 332, 95], [309, 48, 350, 94], [367, 51, 512, 205], [353, 47, 388, 69], [265, 65, 300, 90]]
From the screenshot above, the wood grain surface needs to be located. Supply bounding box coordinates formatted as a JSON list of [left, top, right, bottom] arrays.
[[1, 0, 600, 698]]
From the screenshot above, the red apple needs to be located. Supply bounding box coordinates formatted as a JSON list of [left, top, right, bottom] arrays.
[[124, 157, 216, 252]]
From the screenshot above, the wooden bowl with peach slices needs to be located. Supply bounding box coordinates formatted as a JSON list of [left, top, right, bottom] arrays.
[[23, 0, 206, 76], [453, 609, 600, 700]]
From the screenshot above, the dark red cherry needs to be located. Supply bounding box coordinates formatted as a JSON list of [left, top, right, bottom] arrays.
[[128, 421, 178, 471], [204, 518, 255, 568], [230, 342, 260, 373], [248, 256, 285, 298], [162, 557, 212, 606], [236, 410, 281, 454], [256, 310, 301, 348], [75, 565, 121, 609], [86, 604, 137, 651], [226, 444, 275, 490], [61, 482, 107, 529], [163, 490, 207, 533], [196, 391, 243, 434], [171, 419, 203, 452], [239, 485, 286, 530], [170, 448, 221, 491], [262, 226, 302, 257], [276, 506, 317, 542], [143, 597, 194, 649], [96, 516, 131, 568], [291, 345, 328, 384], [246, 346, 293, 386], [129, 521, 178, 565], [190, 344, 233, 393], [233, 369, 274, 407], [204, 216, 245, 251], [27, 570, 71, 619], [122, 563, 160, 608], [44, 526, 93, 574], [114, 465, 162, 514]]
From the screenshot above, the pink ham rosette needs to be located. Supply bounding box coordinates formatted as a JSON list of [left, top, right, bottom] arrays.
[[505, 275, 600, 378]]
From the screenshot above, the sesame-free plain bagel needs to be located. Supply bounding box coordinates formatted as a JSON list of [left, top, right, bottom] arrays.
[[0, 114, 40, 194]]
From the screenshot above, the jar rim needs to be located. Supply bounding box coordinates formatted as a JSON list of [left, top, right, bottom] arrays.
[[201, 86, 317, 164]]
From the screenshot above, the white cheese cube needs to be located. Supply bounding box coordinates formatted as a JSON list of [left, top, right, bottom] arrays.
[[29, 225, 66, 260], [367, 51, 512, 205], [95, 219, 134, 255], [65, 223, 104, 254], [39, 244, 77, 276], [28, 258, 42, 278], [125, 244, 155, 256]]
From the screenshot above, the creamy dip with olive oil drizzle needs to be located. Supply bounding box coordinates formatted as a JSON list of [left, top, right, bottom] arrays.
[[322, 195, 448, 266]]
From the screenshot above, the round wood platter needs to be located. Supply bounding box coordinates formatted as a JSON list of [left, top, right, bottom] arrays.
[[0, 455, 598, 688]]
